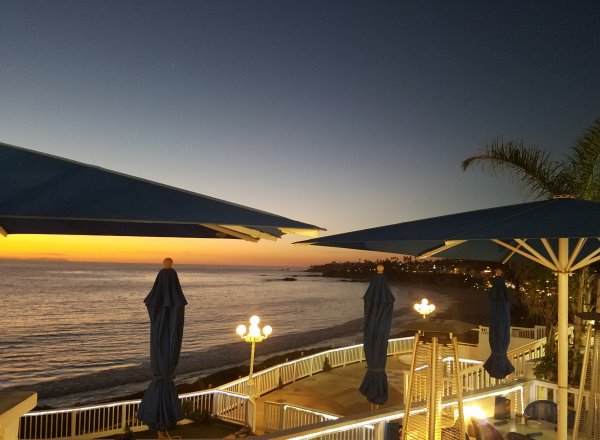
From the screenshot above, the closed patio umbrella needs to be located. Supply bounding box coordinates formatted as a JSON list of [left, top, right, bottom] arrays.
[[296, 197, 600, 438], [483, 271, 515, 379], [359, 265, 395, 406], [138, 259, 187, 433]]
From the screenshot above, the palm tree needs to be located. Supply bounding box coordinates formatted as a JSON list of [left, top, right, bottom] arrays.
[[462, 117, 600, 199], [462, 116, 600, 383]]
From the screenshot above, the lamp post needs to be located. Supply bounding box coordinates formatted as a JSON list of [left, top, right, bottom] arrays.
[[236, 315, 272, 398], [414, 298, 435, 319]]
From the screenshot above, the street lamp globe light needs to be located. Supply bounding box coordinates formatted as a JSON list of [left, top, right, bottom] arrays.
[[236, 315, 272, 398], [414, 298, 436, 319]]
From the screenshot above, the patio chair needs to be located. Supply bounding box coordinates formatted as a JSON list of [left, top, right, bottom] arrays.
[[523, 400, 557, 424], [471, 417, 503, 440], [506, 433, 531, 440]]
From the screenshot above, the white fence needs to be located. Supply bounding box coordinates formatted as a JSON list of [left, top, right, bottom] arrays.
[[479, 324, 546, 341], [261, 332, 550, 438], [19, 328, 548, 440], [258, 383, 530, 440], [18, 337, 415, 440], [219, 337, 415, 398], [19, 390, 252, 440], [263, 402, 341, 433]]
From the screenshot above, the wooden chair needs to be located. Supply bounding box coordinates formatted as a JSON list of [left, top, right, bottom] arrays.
[[471, 418, 503, 440], [506, 433, 531, 440]]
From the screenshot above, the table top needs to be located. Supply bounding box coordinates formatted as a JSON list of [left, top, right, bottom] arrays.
[[484, 417, 565, 439]]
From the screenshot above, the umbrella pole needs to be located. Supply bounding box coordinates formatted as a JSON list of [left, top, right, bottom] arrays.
[[557, 237, 569, 440]]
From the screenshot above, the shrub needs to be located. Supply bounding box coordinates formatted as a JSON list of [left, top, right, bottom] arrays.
[[181, 402, 215, 425]]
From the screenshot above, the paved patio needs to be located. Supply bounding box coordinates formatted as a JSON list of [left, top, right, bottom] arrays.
[[254, 357, 409, 433]]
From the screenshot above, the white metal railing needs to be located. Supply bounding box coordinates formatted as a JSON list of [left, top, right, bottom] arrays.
[[19, 327, 545, 440], [19, 389, 252, 440], [508, 336, 546, 379], [218, 337, 415, 398], [18, 337, 414, 440], [260, 383, 528, 440], [263, 402, 341, 433], [261, 330, 548, 436], [479, 324, 546, 341], [526, 379, 580, 409], [459, 336, 546, 395], [262, 400, 394, 440]]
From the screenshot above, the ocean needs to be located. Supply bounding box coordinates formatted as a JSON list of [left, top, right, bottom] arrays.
[[0, 260, 448, 408]]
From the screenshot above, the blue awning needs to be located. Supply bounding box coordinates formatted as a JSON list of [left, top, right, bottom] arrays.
[[296, 198, 600, 266], [0, 142, 323, 241]]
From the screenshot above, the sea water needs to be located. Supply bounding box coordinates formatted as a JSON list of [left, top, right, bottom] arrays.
[[0, 260, 447, 407]]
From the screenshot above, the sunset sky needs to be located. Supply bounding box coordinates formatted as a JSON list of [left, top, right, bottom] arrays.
[[1, 1, 599, 266]]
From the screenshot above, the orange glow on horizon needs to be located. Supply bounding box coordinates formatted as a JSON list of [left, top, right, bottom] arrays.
[[0, 234, 395, 267]]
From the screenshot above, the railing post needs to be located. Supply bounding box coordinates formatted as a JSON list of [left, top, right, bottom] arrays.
[[279, 403, 286, 431], [212, 393, 220, 417], [248, 399, 257, 434], [120, 403, 127, 433], [373, 421, 385, 440], [280, 404, 287, 431], [70, 410, 77, 439], [530, 382, 537, 403], [293, 362, 297, 383]]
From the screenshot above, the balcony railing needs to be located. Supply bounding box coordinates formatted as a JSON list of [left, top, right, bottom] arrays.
[[19, 390, 252, 440], [260, 333, 550, 437], [18, 337, 415, 439], [18, 327, 547, 439]]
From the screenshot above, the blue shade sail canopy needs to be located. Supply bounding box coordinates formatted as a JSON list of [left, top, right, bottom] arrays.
[[296, 198, 600, 265], [296, 197, 600, 439], [359, 273, 395, 405], [0, 142, 323, 240], [138, 268, 187, 431], [483, 275, 515, 379]]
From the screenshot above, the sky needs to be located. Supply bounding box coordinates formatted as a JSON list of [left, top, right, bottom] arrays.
[[1, 1, 599, 266]]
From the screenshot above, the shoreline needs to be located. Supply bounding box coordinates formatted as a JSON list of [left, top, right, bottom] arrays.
[[28, 281, 490, 409]]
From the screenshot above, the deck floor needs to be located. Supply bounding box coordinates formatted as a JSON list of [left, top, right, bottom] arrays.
[[254, 358, 408, 433]]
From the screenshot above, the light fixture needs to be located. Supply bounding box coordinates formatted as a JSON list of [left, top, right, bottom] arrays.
[[236, 315, 272, 398], [414, 298, 435, 319]]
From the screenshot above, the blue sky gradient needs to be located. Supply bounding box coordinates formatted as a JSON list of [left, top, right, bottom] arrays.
[[1, 1, 599, 264]]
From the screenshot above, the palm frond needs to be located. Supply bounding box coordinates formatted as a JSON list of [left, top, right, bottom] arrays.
[[565, 117, 600, 201], [462, 140, 565, 199]]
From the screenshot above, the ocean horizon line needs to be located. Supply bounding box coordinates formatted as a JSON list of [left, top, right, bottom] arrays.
[[0, 257, 311, 270]]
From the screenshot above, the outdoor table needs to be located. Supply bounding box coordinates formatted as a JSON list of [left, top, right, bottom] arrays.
[[484, 417, 568, 439]]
